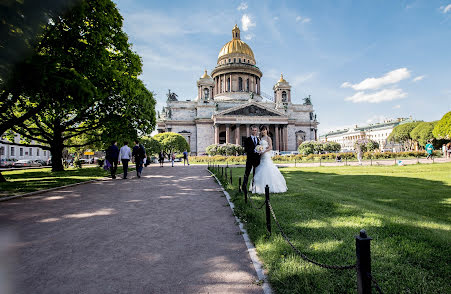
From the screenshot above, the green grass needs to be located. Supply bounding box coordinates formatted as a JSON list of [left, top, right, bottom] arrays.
[[211, 163, 451, 293], [0, 166, 134, 197]]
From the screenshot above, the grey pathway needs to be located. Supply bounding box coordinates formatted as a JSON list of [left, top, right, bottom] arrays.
[[0, 166, 262, 294]]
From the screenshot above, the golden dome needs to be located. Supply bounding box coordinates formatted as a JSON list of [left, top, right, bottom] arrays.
[[201, 70, 210, 79], [278, 73, 287, 83], [218, 25, 255, 61]]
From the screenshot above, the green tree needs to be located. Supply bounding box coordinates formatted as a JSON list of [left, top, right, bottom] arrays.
[[433, 111, 451, 140], [387, 122, 421, 150], [410, 121, 437, 147], [141, 136, 162, 156], [322, 141, 341, 153], [7, 0, 155, 171], [154, 132, 189, 156], [298, 141, 320, 155]]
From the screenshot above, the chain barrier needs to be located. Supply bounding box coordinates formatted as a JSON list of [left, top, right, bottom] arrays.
[[247, 194, 266, 210], [369, 274, 384, 294], [268, 201, 356, 270]]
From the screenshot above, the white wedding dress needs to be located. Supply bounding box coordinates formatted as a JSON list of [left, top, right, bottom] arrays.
[[251, 139, 287, 194]]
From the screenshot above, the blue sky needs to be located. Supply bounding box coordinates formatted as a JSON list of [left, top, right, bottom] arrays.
[[114, 0, 451, 134]]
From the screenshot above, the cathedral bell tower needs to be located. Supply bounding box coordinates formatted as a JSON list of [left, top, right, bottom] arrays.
[[273, 73, 291, 108], [197, 70, 214, 103]]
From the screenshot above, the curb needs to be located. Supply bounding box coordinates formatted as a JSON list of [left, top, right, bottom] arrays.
[[208, 169, 272, 294], [0, 166, 137, 202]]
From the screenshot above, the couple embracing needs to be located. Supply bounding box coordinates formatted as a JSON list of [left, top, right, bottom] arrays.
[[242, 125, 287, 194]]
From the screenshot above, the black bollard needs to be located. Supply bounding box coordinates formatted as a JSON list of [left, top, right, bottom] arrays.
[[230, 169, 233, 184], [265, 185, 271, 235], [356, 229, 372, 294]]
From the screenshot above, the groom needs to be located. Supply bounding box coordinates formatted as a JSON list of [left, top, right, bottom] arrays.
[[242, 125, 261, 191]]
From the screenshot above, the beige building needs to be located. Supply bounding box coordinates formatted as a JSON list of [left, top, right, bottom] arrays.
[[320, 117, 413, 151], [157, 25, 319, 155]]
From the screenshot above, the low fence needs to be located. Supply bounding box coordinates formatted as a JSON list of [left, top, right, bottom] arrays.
[[208, 162, 384, 294]]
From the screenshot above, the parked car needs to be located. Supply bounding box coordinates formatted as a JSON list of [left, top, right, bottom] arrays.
[[13, 159, 42, 167], [0, 158, 17, 167], [279, 151, 299, 156], [35, 160, 47, 166]]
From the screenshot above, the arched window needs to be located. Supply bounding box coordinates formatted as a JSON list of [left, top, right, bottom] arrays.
[[246, 79, 249, 91], [227, 78, 230, 92], [282, 91, 287, 102], [238, 77, 243, 91], [204, 88, 209, 99]]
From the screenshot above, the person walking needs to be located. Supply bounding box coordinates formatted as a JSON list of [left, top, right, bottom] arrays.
[[425, 140, 434, 160], [118, 141, 132, 179], [171, 152, 175, 167], [157, 151, 164, 167], [106, 140, 119, 179], [183, 150, 189, 166], [132, 140, 146, 178]]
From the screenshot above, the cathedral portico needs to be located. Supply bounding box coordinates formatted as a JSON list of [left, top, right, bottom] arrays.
[[157, 24, 319, 155]]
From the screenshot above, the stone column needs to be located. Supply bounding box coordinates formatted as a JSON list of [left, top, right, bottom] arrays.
[[275, 124, 279, 151], [226, 124, 230, 143], [235, 124, 240, 145], [246, 124, 250, 137], [258, 78, 261, 94], [214, 125, 219, 144], [283, 125, 288, 150]]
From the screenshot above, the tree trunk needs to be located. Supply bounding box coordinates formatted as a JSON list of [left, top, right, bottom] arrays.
[[50, 129, 65, 172], [0, 172, 6, 182]]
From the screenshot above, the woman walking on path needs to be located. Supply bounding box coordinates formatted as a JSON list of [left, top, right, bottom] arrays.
[[118, 141, 132, 179], [171, 152, 175, 167], [159, 151, 164, 167], [425, 140, 434, 160]]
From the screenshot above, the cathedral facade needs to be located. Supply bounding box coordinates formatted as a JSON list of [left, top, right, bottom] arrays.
[[157, 25, 319, 155]]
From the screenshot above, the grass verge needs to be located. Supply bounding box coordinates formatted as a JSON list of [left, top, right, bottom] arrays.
[[0, 166, 135, 197], [210, 163, 451, 293]]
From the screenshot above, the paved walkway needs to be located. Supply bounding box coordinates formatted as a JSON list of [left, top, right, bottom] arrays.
[[0, 166, 262, 293]]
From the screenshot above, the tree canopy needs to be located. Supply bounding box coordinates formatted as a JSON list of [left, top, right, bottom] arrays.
[[387, 122, 421, 150], [154, 132, 189, 155], [3, 0, 156, 171], [410, 121, 436, 147], [141, 136, 162, 156], [432, 111, 451, 140]]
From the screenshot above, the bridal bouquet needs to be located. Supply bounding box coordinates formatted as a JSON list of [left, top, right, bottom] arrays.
[[254, 145, 265, 154]]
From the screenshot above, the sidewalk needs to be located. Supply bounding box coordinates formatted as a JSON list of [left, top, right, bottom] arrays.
[[0, 165, 262, 293]]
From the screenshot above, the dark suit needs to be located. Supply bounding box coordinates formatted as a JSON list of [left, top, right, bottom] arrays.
[[243, 136, 261, 190]]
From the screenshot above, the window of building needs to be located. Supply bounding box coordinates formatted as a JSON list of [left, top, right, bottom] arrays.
[[246, 79, 249, 91], [20, 148, 23, 156], [44, 151, 46, 156], [234, 58, 236, 63], [227, 78, 230, 92], [282, 91, 287, 102], [37, 149, 40, 156], [11, 147, 15, 156], [238, 77, 243, 91], [239, 58, 241, 63], [0, 146, 4, 156], [228, 59, 231, 63], [29, 148, 32, 156]]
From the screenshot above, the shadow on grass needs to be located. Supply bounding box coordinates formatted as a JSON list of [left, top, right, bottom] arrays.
[[221, 167, 451, 293]]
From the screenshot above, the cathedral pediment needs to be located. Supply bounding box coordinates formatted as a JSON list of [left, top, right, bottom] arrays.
[[217, 103, 285, 117]]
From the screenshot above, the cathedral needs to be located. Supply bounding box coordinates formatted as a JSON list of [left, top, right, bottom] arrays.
[[157, 25, 319, 155]]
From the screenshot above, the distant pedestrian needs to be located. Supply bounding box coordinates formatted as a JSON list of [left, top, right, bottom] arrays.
[[118, 141, 132, 179], [132, 140, 146, 178], [442, 144, 447, 158], [183, 150, 189, 166], [447, 143, 451, 159], [158, 151, 164, 167], [106, 141, 119, 179], [425, 140, 434, 160], [171, 152, 175, 167]]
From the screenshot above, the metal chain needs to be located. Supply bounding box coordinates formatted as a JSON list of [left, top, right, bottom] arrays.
[[368, 274, 384, 294], [268, 201, 356, 270], [247, 193, 266, 210]]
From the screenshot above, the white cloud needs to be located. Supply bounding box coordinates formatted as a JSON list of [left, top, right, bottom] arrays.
[[237, 2, 248, 11], [345, 88, 407, 103], [413, 75, 425, 82], [302, 18, 311, 24], [296, 16, 302, 22], [244, 33, 254, 40], [292, 73, 315, 87], [241, 14, 256, 31], [341, 68, 411, 91], [296, 15, 311, 23], [393, 104, 401, 109], [440, 4, 451, 13]]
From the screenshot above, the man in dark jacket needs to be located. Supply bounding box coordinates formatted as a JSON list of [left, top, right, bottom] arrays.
[[106, 140, 119, 179], [132, 139, 146, 178], [242, 125, 261, 191]]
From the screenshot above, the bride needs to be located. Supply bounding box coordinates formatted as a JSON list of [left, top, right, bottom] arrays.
[[251, 125, 287, 194]]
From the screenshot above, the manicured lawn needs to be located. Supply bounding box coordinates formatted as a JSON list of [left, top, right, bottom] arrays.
[[211, 163, 451, 293], [0, 166, 134, 197]]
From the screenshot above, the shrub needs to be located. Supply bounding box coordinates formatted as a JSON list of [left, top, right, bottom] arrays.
[[74, 159, 82, 168], [205, 143, 244, 156], [97, 159, 105, 167]]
